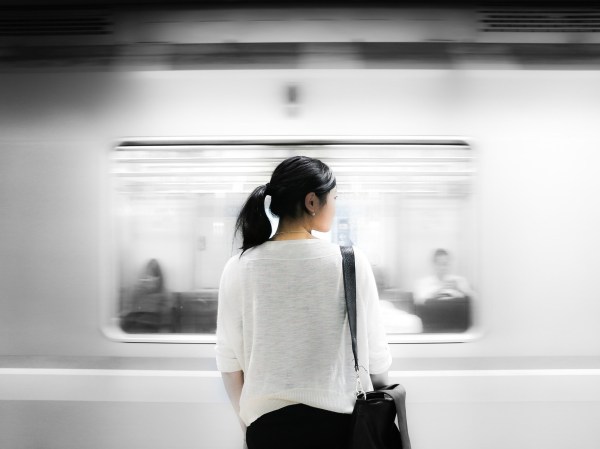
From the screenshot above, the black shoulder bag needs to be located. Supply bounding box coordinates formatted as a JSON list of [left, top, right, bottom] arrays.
[[340, 246, 412, 449]]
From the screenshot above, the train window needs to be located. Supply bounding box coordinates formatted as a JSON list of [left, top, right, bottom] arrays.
[[107, 139, 477, 342]]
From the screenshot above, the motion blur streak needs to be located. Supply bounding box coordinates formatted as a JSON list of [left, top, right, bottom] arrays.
[[2, 2, 600, 449]]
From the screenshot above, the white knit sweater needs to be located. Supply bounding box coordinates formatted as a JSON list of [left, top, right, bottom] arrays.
[[215, 239, 392, 426]]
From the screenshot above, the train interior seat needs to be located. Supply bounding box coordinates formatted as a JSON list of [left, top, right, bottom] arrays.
[[415, 297, 471, 333]]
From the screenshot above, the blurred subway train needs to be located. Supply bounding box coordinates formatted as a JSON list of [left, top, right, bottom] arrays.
[[1, 2, 600, 449]]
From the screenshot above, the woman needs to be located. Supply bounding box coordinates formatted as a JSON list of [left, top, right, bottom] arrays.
[[122, 259, 172, 333], [216, 156, 392, 449]]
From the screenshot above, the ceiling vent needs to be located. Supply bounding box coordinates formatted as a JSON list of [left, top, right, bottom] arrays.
[[0, 7, 113, 42], [479, 8, 600, 33]]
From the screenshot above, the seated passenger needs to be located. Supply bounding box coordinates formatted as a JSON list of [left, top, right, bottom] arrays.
[[122, 259, 173, 333], [413, 249, 472, 305]]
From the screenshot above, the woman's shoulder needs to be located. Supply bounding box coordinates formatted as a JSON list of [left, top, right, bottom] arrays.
[[221, 252, 244, 276], [350, 245, 371, 267], [244, 238, 341, 260]]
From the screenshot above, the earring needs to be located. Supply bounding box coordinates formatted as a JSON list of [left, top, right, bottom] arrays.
[[312, 212, 316, 216]]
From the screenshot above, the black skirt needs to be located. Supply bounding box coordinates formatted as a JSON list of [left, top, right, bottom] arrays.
[[246, 404, 352, 449]]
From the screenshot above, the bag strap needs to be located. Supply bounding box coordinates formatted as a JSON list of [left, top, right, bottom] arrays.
[[341, 247, 412, 449], [340, 246, 359, 370], [340, 246, 364, 396]]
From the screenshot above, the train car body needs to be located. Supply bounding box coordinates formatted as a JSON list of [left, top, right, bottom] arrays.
[[1, 4, 600, 449]]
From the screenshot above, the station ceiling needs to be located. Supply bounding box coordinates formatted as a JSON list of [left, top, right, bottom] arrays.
[[0, 0, 598, 6], [1, 0, 599, 69]]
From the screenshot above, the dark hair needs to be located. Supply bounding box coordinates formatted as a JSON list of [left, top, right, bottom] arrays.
[[234, 156, 336, 254], [433, 248, 449, 261], [141, 259, 164, 292]]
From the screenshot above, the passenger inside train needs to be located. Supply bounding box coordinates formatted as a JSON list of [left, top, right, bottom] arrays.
[[414, 249, 473, 303], [121, 259, 174, 333], [414, 249, 473, 332]]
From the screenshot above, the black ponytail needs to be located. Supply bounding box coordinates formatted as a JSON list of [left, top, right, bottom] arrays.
[[235, 156, 336, 255], [234, 184, 272, 255]]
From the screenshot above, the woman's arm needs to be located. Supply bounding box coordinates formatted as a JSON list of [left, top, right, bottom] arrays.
[[393, 384, 412, 449], [221, 370, 246, 434], [355, 248, 392, 379], [370, 371, 389, 389], [370, 372, 412, 449]]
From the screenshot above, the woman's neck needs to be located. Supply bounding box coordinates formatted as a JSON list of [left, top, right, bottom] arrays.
[[270, 219, 315, 241]]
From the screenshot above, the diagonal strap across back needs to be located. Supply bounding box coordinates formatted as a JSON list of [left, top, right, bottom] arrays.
[[340, 246, 359, 373]]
